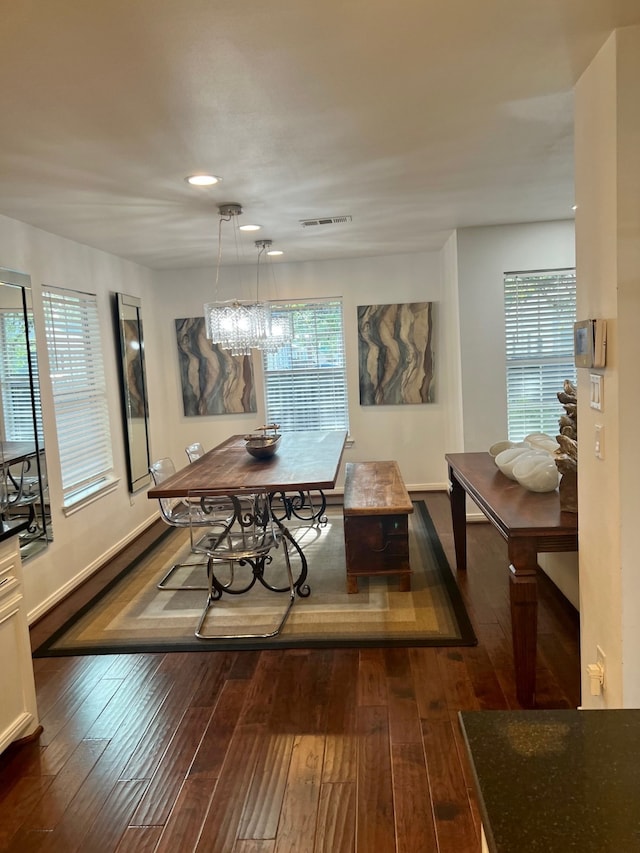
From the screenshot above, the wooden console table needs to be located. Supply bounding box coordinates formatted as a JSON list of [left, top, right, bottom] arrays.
[[445, 452, 578, 708]]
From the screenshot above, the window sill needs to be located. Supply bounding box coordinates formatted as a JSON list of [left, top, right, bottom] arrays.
[[62, 476, 120, 517]]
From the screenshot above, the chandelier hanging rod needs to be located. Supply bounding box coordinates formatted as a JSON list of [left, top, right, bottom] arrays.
[[254, 239, 272, 301], [214, 203, 243, 291]]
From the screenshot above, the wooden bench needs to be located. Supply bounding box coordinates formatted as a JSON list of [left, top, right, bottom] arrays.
[[343, 460, 413, 593]]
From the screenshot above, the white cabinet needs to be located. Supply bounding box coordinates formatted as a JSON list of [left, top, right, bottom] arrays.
[[0, 536, 39, 753]]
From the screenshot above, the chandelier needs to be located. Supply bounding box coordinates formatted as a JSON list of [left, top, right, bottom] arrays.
[[254, 239, 293, 354], [204, 203, 269, 356], [204, 204, 291, 356]]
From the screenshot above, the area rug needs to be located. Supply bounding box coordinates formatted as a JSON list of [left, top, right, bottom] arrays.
[[33, 501, 476, 656]]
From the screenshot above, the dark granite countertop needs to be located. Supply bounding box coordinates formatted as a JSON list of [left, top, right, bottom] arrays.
[[459, 709, 640, 852]]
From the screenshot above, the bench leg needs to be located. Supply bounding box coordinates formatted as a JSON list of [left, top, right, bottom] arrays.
[[398, 574, 411, 592], [347, 575, 359, 594]]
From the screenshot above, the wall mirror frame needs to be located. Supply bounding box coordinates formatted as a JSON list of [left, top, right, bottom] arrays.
[[114, 293, 151, 493], [0, 267, 52, 559]]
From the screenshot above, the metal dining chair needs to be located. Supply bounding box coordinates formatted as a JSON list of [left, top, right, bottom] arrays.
[[149, 457, 210, 591], [185, 442, 205, 463], [2, 459, 39, 535], [189, 488, 295, 640]]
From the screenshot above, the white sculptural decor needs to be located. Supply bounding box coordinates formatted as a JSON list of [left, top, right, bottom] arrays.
[[493, 433, 561, 493], [524, 432, 560, 454], [512, 453, 561, 492], [489, 440, 528, 458], [495, 447, 538, 480]]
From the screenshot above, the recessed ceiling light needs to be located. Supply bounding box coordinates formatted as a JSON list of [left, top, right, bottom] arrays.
[[572, 204, 577, 211], [185, 174, 221, 187], [267, 249, 283, 256], [239, 224, 261, 232]]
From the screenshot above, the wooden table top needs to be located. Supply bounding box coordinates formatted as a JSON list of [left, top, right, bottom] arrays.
[[148, 430, 348, 499], [446, 451, 578, 538]]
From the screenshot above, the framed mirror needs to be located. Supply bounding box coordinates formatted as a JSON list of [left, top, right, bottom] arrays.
[[0, 268, 52, 559], [114, 293, 151, 492]]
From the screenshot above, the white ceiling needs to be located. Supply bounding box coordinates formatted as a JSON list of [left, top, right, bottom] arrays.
[[1, 1, 639, 270]]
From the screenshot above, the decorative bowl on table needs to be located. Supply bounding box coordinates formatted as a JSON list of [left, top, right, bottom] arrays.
[[244, 424, 281, 460]]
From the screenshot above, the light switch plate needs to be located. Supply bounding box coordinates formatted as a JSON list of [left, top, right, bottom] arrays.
[[590, 373, 603, 411], [595, 424, 605, 459]]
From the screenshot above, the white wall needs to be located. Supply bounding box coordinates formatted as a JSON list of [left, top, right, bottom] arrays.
[[455, 221, 579, 608], [0, 214, 160, 620], [575, 26, 640, 708], [440, 231, 465, 454], [151, 250, 454, 490], [456, 221, 576, 451], [617, 27, 640, 708]]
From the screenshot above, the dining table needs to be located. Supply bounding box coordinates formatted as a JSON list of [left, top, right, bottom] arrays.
[[147, 429, 348, 596], [1, 441, 40, 467]]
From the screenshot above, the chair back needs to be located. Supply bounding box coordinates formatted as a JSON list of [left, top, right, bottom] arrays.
[[150, 457, 176, 483], [185, 442, 205, 463], [188, 488, 277, 560], [149, 457, 183, 525]]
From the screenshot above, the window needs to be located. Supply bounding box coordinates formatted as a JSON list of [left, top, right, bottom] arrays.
[[262, 300, 349, 432], [504, 269, 576, 440], [42, 286, 114, 506], [0, 310, 43, 442]]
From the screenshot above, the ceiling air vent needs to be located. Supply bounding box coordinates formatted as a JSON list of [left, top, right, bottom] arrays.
[[300, 215, 352, 228]]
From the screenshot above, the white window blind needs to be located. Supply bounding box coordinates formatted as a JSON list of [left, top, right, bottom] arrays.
[[0, 311, 43, 442], [505, 269, 576, 441], [42, 286, 114, 504], [263, 300, 349, 432]]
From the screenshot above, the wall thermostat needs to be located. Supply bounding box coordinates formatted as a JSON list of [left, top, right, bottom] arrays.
[[574, 319, 607, 368]]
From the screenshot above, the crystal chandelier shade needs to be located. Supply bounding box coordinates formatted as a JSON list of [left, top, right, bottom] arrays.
[[203, 209, 291, 355], [261, 310, 293, 354], [204, 299, 271, 356]]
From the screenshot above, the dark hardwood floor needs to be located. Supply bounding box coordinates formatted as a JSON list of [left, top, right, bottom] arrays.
[[2, 491, 580, 852]]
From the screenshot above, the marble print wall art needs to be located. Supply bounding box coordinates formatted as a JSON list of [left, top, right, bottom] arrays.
[[175, 318, 257, 415], [357, 302, 434, 405]]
